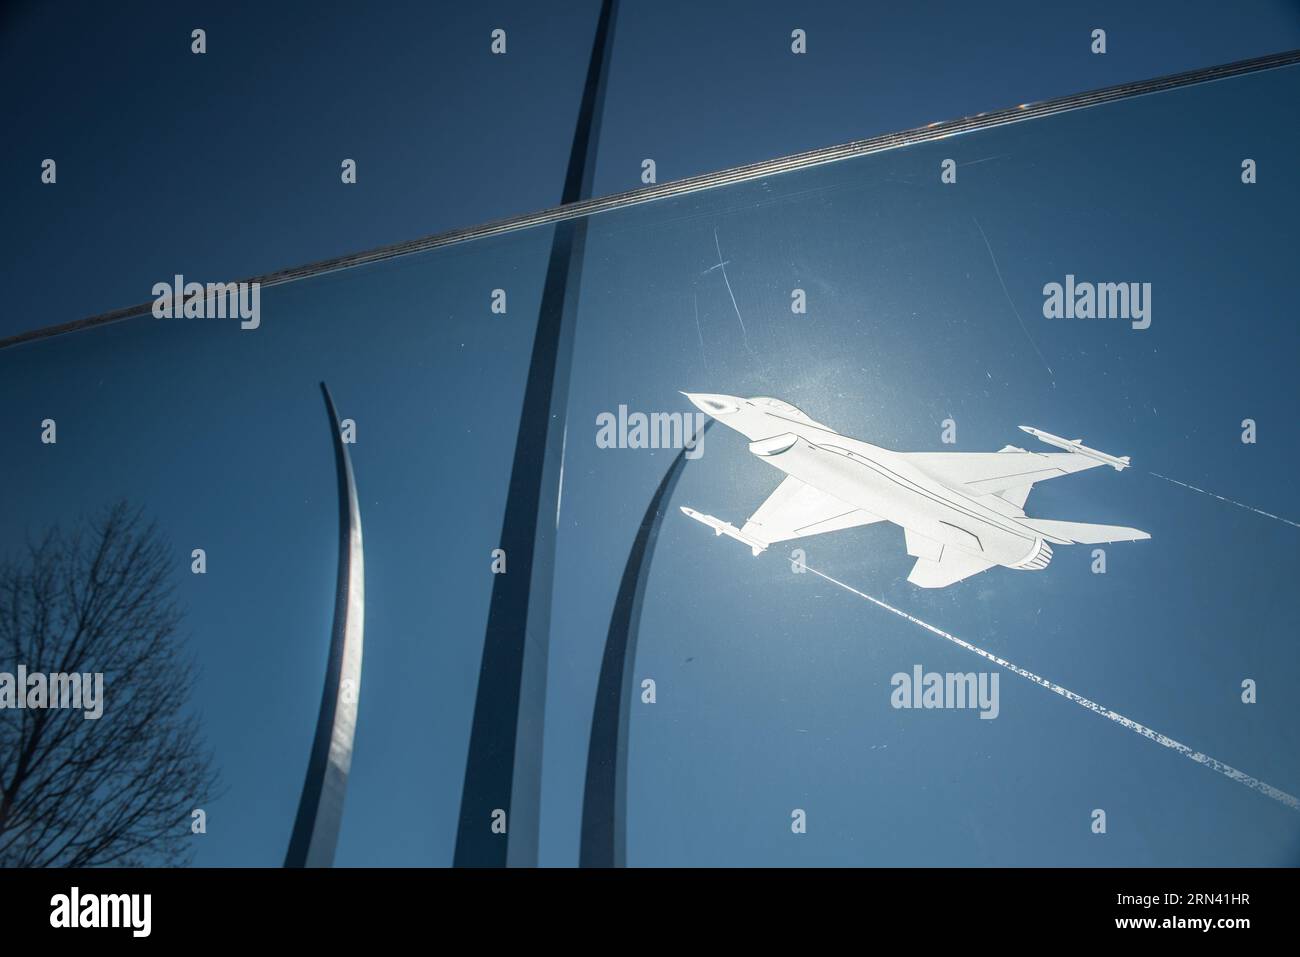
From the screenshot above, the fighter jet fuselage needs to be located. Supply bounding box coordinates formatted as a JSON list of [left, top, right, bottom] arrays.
[[757, 431, 1047, 569], [680, 393, 1148, 588]]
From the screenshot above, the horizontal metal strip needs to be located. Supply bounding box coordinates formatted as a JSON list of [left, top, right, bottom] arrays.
[[4, 49, 1296, 351]]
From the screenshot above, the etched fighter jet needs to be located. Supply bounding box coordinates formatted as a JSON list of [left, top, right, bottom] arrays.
[[679, 393, 1149, 588]]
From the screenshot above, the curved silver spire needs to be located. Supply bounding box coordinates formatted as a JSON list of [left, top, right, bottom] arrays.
[[285, 382, 365, 867]]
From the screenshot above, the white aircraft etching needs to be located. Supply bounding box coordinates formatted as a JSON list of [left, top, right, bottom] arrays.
[[679, 393, 1150, 588]]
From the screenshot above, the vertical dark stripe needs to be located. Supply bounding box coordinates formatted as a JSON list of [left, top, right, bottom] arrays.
[[285, 383, 366, 868], [580, 424, 710, 867], [454, 0, 620, 868]]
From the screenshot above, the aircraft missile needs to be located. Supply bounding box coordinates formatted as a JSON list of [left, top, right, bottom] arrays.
[[680, 506, 768, 556], [1018, 426, 1131, 471]]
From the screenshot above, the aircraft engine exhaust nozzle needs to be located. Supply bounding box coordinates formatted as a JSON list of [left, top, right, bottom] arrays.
[[1011, 538, 1053, 570]]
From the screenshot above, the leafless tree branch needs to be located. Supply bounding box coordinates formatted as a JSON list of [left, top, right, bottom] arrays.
[[0, 502, 219, 867]]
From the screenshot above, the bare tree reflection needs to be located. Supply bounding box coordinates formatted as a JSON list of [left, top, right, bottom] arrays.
[[0, 502, 218, 866]]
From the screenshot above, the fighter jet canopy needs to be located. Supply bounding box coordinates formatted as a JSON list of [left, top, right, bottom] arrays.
[[749, 396, 817, 423]]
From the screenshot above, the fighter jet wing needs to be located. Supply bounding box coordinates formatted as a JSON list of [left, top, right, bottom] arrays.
[[740, 475, 884, 546], [904, 447, 1104, 506]]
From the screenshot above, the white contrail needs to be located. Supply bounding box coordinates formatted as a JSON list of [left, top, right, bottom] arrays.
[[1149, 472, 1300, 529], [799, 561, 1300, 814]]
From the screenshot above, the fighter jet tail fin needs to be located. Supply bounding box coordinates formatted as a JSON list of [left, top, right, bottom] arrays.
[[1021, 518, 1151, 544]]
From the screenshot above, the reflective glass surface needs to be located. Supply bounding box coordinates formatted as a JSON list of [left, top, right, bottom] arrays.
[[2, 62, 1297, 866]]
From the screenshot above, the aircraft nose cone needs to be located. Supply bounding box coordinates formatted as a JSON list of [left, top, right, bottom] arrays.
[[681, 392, 741, 416]]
